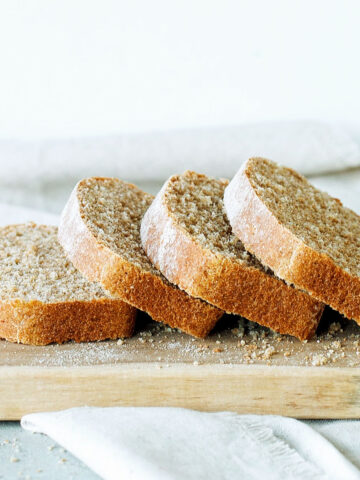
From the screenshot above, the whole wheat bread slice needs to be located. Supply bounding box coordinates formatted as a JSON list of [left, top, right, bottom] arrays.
[[224, 157, 360, 325], [0, 223, 136, 345], [140, 171, 324, 340], [58, 177, 223, 338]]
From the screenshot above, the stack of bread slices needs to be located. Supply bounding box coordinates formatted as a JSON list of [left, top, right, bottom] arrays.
[[2, 157, 360, 345]]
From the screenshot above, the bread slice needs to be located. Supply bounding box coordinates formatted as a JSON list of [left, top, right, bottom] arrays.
[[140, 171, 324, 340], [58, 177, 223, 338], [224, 157, 360, 325], [0, 223, 136, 345]]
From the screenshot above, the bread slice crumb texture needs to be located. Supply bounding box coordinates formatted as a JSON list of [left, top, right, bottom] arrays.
[[0, 223, 113, 302], [246, 158, 360, 277], [224, 157, 360, 324], [164, 171, 265, 269], [78, 178, 160, 275], [0, 223, 136, 345], [58, 178, 223, 338], [141, 171, 324, 340]]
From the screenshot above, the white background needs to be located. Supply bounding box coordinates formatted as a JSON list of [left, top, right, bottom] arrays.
[[0, 0, 359, 139]]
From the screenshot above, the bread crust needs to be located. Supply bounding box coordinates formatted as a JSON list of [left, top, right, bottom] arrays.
[[0, 298, 135, 346], [141, 174, 324, 340], [58, 180, 222, 338], [224, 157, 360, 324]]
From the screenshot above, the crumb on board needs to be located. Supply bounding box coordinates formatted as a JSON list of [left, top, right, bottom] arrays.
[[0, 315, 358, 369], [311, 354, 329, 366]]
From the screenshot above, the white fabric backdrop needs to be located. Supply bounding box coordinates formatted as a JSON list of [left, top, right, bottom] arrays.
[[0, 122, 359, 213]]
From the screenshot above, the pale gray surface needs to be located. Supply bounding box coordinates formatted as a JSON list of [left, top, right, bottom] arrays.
[[0, 422, 100, 480]]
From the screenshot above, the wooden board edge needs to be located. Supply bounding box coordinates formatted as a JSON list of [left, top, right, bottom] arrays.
[[1, 364, 360, 420]]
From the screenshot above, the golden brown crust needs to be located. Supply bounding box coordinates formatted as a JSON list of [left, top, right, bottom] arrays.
[[0, 298, 135, 346], [58, 180, 222, 338], [141, 174, 324, 340], [224, 157, 360, 324]]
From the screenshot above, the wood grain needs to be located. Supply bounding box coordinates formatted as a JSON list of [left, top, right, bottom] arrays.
[[1, 313, 360, 420], [1, 364, 360, 420]]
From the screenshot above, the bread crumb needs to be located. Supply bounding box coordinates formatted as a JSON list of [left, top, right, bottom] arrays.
[[263, 346, 276, 359], [311, 354, 328, 366], [329, 322, 342, 335], [232, 327, 245, 338]]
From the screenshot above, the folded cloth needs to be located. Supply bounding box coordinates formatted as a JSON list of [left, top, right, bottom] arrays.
[[21, 407, 360, 480], [1, 121, 359, 212], [0, 202, 58, 226]]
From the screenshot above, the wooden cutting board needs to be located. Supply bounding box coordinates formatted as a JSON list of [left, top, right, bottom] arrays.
[[1, 312, 360, 420]]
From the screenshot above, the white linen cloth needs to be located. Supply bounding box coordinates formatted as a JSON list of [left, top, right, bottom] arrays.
[[21, 407, 360, 480], [1, 121, 360, 212]]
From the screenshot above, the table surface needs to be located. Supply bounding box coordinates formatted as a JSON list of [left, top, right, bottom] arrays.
[[0, 422, 100, 480]]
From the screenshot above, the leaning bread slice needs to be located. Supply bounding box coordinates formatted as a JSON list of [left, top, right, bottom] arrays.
[[224, 157, 360, 325], [58, 177, 222, 338], [0, 223, 136, 345], [140, 171, 324, 340]]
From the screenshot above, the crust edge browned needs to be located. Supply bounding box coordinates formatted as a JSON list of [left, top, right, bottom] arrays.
[[224, 157, 360, 324], [0, 298, 136, 346], [58, 179, 223, 339], [141, 173, 324, 340]]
